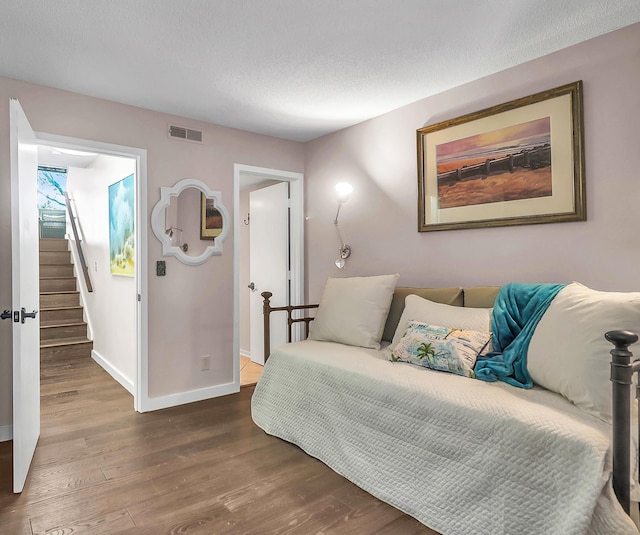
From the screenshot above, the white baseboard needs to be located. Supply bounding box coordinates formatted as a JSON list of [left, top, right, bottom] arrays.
[[92, 350, 134, 395], [140, 382, 239, 412], [0, 424, 12, 442], [90, 350, 239, 413], [240, 348, 251, 358]]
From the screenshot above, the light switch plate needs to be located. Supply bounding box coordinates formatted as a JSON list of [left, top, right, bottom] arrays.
[[156, 260, 166, 276]]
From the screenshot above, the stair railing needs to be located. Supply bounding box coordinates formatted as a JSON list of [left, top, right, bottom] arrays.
[[64, 192, 93, 293]]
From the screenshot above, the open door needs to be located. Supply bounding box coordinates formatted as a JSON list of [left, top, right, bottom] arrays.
[[9, 98, 41, 492], [249, 182, 289, 364]]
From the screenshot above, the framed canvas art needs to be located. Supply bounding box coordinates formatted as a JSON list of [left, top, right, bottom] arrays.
[[417, 81, 585, 231], [109, 174, 135, 276]]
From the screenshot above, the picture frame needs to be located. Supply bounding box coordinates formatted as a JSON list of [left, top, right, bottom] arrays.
[[417, 81, 585, 232], [200, 193, 224, 240], [109, 174, 135, 276]]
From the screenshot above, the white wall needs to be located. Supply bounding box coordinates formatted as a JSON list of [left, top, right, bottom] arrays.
[[66, 155, 137, 391], [304, 24, 640, 301]]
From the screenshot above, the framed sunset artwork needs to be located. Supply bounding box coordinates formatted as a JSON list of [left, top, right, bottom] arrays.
[[417, 81, 585, 231]]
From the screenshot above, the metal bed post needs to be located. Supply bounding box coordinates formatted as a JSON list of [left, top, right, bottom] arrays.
[[262, 292, 273, 363], [606, 329, 640, 514], [261, 291, 319, 362]]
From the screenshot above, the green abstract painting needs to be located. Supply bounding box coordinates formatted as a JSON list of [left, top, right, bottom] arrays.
[[109, 174, 135, 277]]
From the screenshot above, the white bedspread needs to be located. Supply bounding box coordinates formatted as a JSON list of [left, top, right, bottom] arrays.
[[251, 340, 639, 535]]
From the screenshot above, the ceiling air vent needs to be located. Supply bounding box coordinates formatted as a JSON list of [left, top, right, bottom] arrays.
[[168, 124, 203, 143]]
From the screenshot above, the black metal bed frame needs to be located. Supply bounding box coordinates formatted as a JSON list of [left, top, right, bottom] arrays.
[[261, 291, 640, 516], [607, 330, 640, 514], [260, 291, 319, 359]]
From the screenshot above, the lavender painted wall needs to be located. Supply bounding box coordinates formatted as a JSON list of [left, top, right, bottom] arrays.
[[304, 24, 640, 301], [1, 23, 638, 433], [0, 76, 304, 429]]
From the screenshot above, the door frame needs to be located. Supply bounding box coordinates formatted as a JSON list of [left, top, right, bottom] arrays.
[[233, 164, 304, 385], [35, 132, 149, 412]]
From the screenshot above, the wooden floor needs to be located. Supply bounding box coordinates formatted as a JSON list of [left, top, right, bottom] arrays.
[[240, 355, 263, 387], [0, 349, 439, 534]]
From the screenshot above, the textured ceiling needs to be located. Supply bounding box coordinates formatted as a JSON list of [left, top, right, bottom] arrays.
[[1, 0, 638, 142]]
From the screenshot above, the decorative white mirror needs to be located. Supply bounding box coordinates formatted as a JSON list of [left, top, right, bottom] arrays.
[[151, 178, 230, 265]]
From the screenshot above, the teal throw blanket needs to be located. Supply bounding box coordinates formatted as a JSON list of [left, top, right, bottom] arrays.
[[474, 282, 565, 388]]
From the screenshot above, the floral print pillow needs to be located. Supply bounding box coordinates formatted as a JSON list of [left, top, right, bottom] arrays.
[[390, 321, 492, 378]]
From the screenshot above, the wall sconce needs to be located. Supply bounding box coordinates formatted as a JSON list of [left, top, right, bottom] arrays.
[[333, 182, 353, 269], [165, 226, 188, 252]]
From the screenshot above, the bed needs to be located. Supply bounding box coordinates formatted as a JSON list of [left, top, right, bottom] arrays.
[[251, 278, 640, 534]]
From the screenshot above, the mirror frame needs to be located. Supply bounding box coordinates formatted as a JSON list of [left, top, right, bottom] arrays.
[[151, 178, 230, 265]]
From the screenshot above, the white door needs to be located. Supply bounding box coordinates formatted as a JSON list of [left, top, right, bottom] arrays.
[[249, 182, 289, 364], [9, 99, 40, 493]]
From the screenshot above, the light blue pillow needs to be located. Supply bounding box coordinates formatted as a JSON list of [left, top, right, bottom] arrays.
[[390, 321, 492, 378]]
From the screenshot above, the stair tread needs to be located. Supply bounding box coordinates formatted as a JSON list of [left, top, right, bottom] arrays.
[[40, 337, 92, 348], [39, 240, 88, 352], [40, 305, 83, 311], [41, 321, 86, 328], [39, 240, 88, 350]]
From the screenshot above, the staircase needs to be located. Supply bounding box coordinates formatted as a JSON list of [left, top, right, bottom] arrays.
[[39, 238, 93, 360]]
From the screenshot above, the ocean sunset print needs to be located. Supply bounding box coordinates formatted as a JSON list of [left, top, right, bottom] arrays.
[[436, 117, 552, 209]]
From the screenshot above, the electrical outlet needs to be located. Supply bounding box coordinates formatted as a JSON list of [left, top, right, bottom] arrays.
[[94, 261, 98, 272], [201, 355, 210, 371]]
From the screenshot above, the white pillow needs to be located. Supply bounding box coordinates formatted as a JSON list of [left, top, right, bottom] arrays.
[[528, 282, 640, 423], [308, 274, 399, 349], [391, 294, 492, 348]]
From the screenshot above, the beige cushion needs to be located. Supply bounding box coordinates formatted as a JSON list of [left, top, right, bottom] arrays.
[[390, 294, 492, 349], [382, 287, 463, 342], [528, 282, 640, 423], [309, 274, 399, 349], [463, 286, 501, 308]]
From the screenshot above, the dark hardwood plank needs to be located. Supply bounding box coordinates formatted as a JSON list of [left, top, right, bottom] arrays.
[[0, 349, 440, 534], [31, 509, 136, 535]]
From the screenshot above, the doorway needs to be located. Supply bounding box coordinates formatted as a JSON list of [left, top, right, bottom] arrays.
[[233, 164, 304, 387], [10, 101, 149, 493], [35, 132, 148, 412]]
